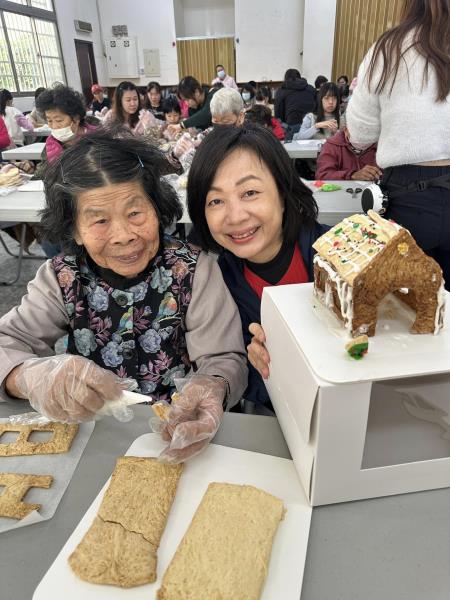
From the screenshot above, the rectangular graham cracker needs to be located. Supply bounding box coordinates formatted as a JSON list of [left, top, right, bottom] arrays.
[[0, 472, 53, 520], [69, 456, 183, 588], [0, 422, 78, 456], [157, 482, 285, 600]]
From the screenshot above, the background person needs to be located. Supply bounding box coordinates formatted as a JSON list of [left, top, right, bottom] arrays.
[[346, 0, 450, 286], [145, 81, 164, 120], [315, 126, 381, 181], [0, 89, 32, 146], [295, 82, 341, 140], [168, 76, 218, 134], [210, 87, 245, 126], [91, 84, 111, 114], [211, 64, 238, 90], [274, 69, 316, 139]]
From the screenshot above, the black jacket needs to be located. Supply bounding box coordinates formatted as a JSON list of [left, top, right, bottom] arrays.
[[218, 222, 329, 406], [275, 79, 316, 125]]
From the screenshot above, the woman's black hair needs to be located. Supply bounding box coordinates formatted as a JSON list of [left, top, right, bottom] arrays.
[[316, 82, 340, 130], [111, 81, 141, 128], [284, 69, 301, 82], [244, 104, 272, 128], [241, 83, 255, 98], [34, 86, 46, 100], [162, 96, 181, 114], [145, 81, 162, 109], [36, 85, 86, 125], [187, 123, 318, 254], [40, 128, 182, 254], [0, 89, 13, 116], [314, 75, 328, 90], [178, 76, 203, 100], [255, 85, 271, 103]]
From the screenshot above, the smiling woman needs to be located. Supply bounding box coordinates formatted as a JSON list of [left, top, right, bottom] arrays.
[[188, 124, 328, 410], [0, 130, 247, 462]]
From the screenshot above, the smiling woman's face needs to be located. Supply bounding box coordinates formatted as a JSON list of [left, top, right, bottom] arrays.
[[74, 180, 160, 277], [204, 149, 284, 264]]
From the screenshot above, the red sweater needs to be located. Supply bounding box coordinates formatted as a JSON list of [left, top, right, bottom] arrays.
[[0, 116, 11, 150], [315, 130, 378, 180], [271, 117, 285, 141]]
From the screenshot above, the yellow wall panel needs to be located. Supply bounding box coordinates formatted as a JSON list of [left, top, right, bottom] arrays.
[[332, 0, 403, 81], [177, 37, 235, 85]]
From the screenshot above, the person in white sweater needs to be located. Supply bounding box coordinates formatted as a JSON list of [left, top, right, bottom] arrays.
[[0, 89, 33, 146], [347, 0, 450, 287]]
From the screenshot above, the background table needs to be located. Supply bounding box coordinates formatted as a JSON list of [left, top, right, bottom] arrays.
[[0, 181, 368, 228], [284, 140, 324, 159], [22, 127, 51, 140], [0, 402, 448, 600], [2, 142, 45, 161]]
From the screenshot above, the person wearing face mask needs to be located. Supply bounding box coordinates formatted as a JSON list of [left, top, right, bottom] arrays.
[[241, 83, 255, 109], [211, 65, 238, 91], [315, 126, 381, 181], [36, 85, 96, 166]]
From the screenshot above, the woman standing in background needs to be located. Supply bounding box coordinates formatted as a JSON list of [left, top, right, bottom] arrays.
[[346, 0, 450, 287]]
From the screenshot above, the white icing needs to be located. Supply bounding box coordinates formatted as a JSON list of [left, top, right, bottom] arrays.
[[314, 255, 354, 330], [398, 288, 409, 294], [434, 281, 445, 335]]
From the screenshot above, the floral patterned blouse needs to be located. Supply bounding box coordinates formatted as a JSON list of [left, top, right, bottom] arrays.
[[52, 236, 200, 401]]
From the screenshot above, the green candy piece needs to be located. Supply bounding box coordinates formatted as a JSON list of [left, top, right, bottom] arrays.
[[347, 342, 369, 359], [320, 183, 342, 192]]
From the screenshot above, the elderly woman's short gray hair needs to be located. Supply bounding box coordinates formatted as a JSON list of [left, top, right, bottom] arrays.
[[210, 87, 244, 117]]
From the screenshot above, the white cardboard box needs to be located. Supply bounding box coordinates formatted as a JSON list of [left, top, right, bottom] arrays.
[[261, 283, 450, 506]]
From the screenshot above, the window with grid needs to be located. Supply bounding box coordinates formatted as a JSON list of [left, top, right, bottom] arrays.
[[0, 0, 64, 94]]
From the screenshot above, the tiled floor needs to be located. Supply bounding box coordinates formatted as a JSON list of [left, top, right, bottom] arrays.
[[0, 231, 46, 317]]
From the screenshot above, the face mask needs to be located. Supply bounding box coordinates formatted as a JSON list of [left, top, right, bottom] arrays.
[[217, 70, 226, 80], [242, 92, 251, 102], [51, 125, 76, 143]]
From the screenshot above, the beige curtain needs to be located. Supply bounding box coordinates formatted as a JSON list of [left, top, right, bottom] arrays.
[[177, 37, 235, 85], [332, 0, 404, 81]]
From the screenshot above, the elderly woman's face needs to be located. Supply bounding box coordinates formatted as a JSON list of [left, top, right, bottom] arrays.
[[74, 180, 160, 277], [212, 111, 244, 126], [205, 148, 284, 263], [46, 108, 80, 133]]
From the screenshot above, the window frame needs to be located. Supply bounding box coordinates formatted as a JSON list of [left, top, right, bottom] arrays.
[[0, 0, 66, 96]]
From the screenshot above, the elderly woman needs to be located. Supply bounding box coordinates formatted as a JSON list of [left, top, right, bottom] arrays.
[[36, 85, 96, 165], [187, 124, 326, 411], [0, 131, 247, 462], [210, 87, 245, 126]]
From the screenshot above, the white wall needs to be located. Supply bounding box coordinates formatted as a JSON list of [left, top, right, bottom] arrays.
[[54, 0, 107, 90], [176, 0, 235, 38], [235, 0, 304, 82], [302, 0, 337, 82], [97, 0, 179, 86]]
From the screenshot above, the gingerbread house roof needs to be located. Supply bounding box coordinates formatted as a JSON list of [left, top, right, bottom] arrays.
[[313, 210, 403, 285]]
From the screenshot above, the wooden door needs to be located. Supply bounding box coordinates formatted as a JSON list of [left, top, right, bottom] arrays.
[[177, 37, 235, 86], [75, 40, 98, 104], [332, 0, 404, 81]]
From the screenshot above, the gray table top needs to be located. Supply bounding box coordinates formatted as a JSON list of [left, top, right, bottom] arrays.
[[1, 402, 449, 600]]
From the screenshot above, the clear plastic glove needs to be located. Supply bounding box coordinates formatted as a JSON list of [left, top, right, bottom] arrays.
[[158, 374, 226, 463], [14, 355, 136, 423], [173, 132, 195, 158]]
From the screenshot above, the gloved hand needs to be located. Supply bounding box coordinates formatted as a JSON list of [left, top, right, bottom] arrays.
[[159, 374, 226, 463], [173, 133, 195, 158], [14, 355, 131, 423]]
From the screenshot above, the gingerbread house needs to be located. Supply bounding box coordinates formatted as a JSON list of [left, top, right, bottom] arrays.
[[312, 210, 445, 337]]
